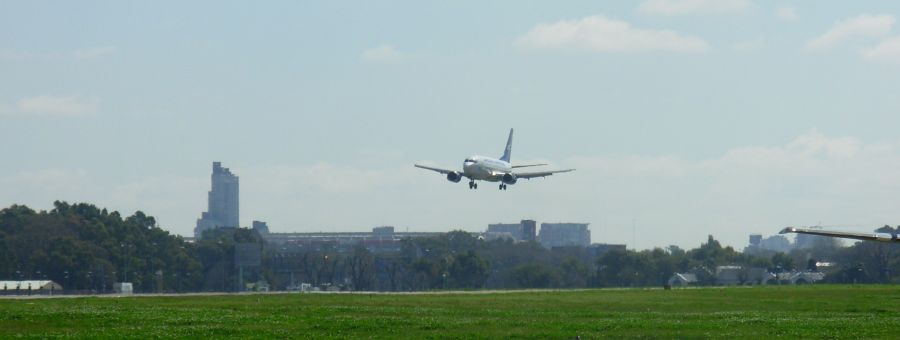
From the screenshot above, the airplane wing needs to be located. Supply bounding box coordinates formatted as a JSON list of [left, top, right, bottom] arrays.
[[514, 169, 575, 179], [779, 227, 900, 243], [512, 163, 548, 168], [414, 164, 463, 176]]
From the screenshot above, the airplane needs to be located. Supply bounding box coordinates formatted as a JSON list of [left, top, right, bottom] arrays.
[[779, 227, 900, 243], [414, 128, 574, 190]]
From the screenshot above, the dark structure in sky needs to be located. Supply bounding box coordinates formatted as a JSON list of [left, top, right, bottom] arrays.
[[194, 162, 240, 238]]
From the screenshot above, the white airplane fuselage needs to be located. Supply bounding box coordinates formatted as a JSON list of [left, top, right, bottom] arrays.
[[413, 128, 574, 190], [463, 155, 511, 182]]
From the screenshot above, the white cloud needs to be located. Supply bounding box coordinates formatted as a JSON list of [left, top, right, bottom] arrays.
[[861, 36, 900, 62], [361, 45, 406, 63], [775, 5, 798, 22], [14, 95, 98, 117], [638, 0, 751, 16], [732, 37, 765, 51], [72, 46, 118, 59], [808, 14, 895, 49], [517, 15, 710, 54]]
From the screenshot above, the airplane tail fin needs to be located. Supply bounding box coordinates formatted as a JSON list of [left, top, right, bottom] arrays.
[[500, 128, 513, 162]]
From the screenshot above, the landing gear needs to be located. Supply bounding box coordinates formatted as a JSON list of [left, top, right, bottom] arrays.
[[468, 181, 478, 190], [499, 184, 507, 190]]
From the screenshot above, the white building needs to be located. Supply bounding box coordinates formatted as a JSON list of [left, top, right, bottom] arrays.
[[668, 273, 698, 286], [0, 280, 63, 294]]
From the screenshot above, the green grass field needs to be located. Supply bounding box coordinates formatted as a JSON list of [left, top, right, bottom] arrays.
[[1, 285, 898, 338]]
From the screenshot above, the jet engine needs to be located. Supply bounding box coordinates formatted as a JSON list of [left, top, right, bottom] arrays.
[[446, 171, 463, 183], [502, 173, 517, 185]]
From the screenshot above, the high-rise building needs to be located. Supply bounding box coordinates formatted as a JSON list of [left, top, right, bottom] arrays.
[[759, 235, 791, 253], [744, 234, 764, 254], [252, 221, 269, 236], [749, 234, 762, 246], [521, 220, 537, 242], [486, 220, 538, 242], [538, 223, 590, 248], [487, 223, 524, 240], [195, 162, 239, 238], [794, 232, 833, 250]]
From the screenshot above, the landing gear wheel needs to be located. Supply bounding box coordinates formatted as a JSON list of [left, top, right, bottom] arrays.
[[499, 184, 507, 190], [469, 181, 477, 190]]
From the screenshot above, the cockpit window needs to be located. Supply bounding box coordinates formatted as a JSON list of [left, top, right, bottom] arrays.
[[464, 159, 475, 163]]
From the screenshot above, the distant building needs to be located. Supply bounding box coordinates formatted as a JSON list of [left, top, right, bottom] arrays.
[[758, 235, 791, 253], [746, 268, 776, 285], [113, 282, 133, 295], [0, 280, 63, 294], [252, 221, 269, 236], [715, 266, 744, 285], [521, 220, 537, 242], [749, 234, 762, 246], [587, 243, 626, 258], [195, 162, 240, 239], [483, 231, 516, 242], [794, 231, 834, 250], [539, 223, 590, 248], [262, 226, 443, 254], [487, 223, 521, 239], [776, 271, 825, 284], [487, 220, 537, 242], [668, 273, 698, 287], [744, 234, 763, 254], [235, 242, 263, 291], [715, 266, 779, 285], [372, 226, 394, 235]]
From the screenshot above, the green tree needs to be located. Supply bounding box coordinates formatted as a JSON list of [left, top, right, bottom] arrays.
[[448, 251, 490, 289], [511, 262, 560, 288], [348, 245, 375, 290], [771, 252, 795, 272], [559, 257, 588, 288]]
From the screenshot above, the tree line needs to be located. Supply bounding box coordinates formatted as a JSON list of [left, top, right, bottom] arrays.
[[1, 202, 898, 293]]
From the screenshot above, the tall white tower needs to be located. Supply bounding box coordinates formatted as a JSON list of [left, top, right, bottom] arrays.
[[194, 162, 239, 238]]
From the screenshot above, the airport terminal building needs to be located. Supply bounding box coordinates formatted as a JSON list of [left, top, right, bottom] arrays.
[[255, 223, 443, 254]]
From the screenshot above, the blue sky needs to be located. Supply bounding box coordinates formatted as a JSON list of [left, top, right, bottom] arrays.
[[4, 0, 900, 249]]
